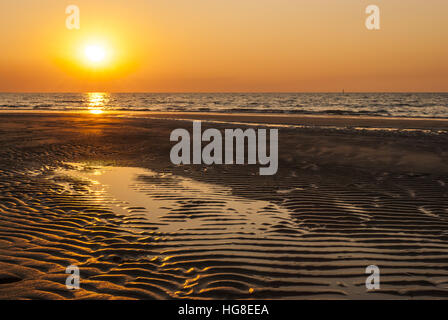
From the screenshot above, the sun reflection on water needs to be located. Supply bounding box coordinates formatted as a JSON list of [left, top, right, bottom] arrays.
[[87, 92, 109, 114]]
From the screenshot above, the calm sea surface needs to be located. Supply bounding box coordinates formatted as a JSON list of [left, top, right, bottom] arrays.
[[0, 93, 447, 118]]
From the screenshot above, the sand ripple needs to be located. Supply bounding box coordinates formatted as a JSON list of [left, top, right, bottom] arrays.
[[1, 161, 448, 299]]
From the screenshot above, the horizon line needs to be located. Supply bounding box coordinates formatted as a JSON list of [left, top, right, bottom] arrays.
[[0, 91, 447, 94]]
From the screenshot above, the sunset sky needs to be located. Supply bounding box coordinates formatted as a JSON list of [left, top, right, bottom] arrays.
[[0, 0, 447, 92]]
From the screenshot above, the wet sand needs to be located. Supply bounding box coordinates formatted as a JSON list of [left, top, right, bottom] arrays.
[[1, 112, 448, 299]]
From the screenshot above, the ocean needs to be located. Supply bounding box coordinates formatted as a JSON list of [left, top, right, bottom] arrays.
[[0, 92, 447, 118]]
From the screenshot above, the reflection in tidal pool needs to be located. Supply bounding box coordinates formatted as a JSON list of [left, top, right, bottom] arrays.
[[51, 163, 295, 236]]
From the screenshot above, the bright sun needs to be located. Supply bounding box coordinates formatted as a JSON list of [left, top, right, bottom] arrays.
[[84, 45, 106, 63]]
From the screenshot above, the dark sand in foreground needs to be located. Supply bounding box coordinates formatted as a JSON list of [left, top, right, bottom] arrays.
[[1, 112, 448, 299]]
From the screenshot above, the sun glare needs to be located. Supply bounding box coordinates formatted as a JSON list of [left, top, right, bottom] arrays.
[[54, 32, 135, 79], [84, 45, 106, 64], [89, 109, 104, 114]]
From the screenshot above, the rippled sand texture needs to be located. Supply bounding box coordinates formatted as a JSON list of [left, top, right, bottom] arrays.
[[1, 113, 448, 299]]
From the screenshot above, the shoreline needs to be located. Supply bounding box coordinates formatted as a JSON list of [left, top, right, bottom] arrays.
[[1, 110, 448, 130]]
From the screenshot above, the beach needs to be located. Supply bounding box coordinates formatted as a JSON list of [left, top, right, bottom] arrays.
[[1, 112, 448, 299]]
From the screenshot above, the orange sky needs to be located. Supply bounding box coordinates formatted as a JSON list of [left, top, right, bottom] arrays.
[[0, 0, 447, 92]]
